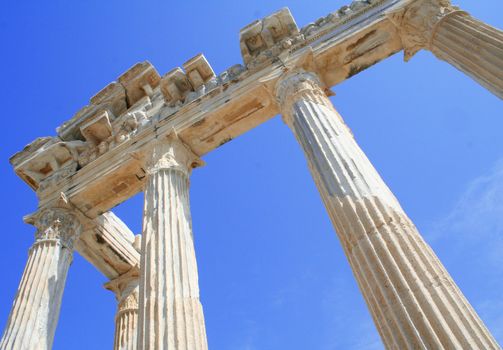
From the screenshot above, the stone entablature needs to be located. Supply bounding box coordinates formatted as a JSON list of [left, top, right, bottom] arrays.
[[3, 0, 502, 349], [8, 0, 502, 282], [11, 0, 502, 217], [11, 0, 407, 221]]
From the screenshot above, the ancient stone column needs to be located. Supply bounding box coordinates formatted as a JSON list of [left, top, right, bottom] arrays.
[[0, 208, 82, 350], [137, 135, 208, 350], [276, 71, 500, 349], [105, 266, 140, 350], [388, 0, 503, 99]]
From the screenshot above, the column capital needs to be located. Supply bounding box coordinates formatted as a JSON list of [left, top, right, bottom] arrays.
[[387, 0, 462, 61], [142, 133, 204, 177], [105, 266, 140, 314], [275, 71, 331, 124], [26, 207, 82, 250]]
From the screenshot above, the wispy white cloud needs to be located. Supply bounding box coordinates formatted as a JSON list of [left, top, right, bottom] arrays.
[[241, 159, 503, 349], [427, 158, 503, 345], [429, 158, 503, 269]]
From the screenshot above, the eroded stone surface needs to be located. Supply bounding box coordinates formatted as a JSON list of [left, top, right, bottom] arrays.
[[4, 1, 503, 349], [105, 266, 140, 350], [277, 71, 500, 350], [0, 208, 82, 350], [138, 136, 208, 350]]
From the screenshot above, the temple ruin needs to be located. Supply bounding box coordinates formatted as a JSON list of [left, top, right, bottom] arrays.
[[2, 0, 503, 348]]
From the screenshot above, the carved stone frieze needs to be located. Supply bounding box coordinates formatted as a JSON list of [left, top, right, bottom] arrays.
[[183, 54, 216, 90], [218, 64, 246, 84], [160, 54, 223, 107], [301, 0, 375, 40], [160, 67, 193, 106], [12, 140, 83, 192], [11, 110, 147, 191], [90, 82, 128, 117], [58, 105, 104, 142], [113, 110, 147, 144], [10, 137, 54, 168], [80, 110, 113, 145], [387, 0, 455, 61], [5, 2, 503, 349], [118, 61, 161, 107], [239, 8, 302, 69], [38, 162, 78, 193], [8, 2, 411, 205], [76, 110, 149, 167]]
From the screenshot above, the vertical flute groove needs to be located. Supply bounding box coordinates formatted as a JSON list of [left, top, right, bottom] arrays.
[[1, 209, 81, 350], [276, 71, 500, 349], [138, 139, 207, 350], [431, 12, 503, 99], [106, 267, 139, 350]]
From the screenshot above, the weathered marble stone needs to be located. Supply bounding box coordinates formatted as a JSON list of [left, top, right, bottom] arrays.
[[388, 0, 503, 98], [137, 135, 207, 350], [4, 1, 502, 349], [105, 266, 140, 350], [0, 208, 82, 350], [118, 62, 161, 107], [183, 54, 216, 90], [77, 211, 140, 280], [239, 8, 300, 68], [276, 70, 500, 350]]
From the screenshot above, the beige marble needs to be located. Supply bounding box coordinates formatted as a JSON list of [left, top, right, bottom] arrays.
[[0, 208, 82, 350], [105, 266, 140, 350], [388, 0, 503, 99], [8, 1, 502, 227], [276, 70, 500, 349], [77, 211, 140, 280], [137, 135, 207, 350], [4, 1, 502, 349]]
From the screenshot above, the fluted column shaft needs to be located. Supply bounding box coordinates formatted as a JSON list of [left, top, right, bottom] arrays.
[[0, 208, 82, 350], [276, 71, 500, 349], [431, 11, 503, 99], [106, 267, 140, 350], [388, 0, 503, 99], [137, 136, 207, 350]]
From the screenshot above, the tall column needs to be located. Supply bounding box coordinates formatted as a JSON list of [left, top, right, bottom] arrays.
[[388, 0, 503, 99], [0, 208, 82, 350], [137, 135, 208, 350], [276, 71, 500, 349], [105, 266, 140, 350]]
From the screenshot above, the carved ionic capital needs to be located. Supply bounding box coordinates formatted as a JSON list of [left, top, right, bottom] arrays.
[[105, 266, 140, 315], [30, 208, 82, 250], [118, 290, 139, 313], [387, 0, 458, 61], [275, 71, 331, 125], [143, 134, 204, 177]]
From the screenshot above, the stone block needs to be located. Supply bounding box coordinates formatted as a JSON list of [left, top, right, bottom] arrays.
[[183, 54, 216, 90], [118, 61, 161, 107]]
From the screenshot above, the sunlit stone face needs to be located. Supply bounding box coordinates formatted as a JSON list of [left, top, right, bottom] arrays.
[[246, 34, 266, 55]]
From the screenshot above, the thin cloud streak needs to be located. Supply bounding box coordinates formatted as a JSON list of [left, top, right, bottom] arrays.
[[427, 158, 503, 345], [429, 158, 503, 269]]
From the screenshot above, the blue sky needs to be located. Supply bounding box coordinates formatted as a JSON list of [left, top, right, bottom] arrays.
[[0, 1, 502, 349]]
